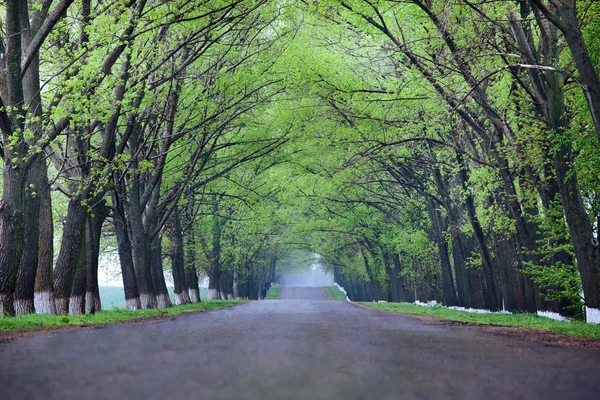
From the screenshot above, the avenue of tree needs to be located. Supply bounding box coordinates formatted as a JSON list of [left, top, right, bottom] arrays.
[[0, 1, 599, 323]]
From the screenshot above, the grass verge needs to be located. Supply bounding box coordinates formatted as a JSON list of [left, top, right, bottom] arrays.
[[0, 300, 245, 332], [361, 302, 600, 339], [265, 285, 281, 300], [324, 286, 347, 301]]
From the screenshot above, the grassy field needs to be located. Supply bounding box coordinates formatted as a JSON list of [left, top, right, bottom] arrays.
[[324, 286, 347, 301], [265, 285, 281, 299], [100, 287, 209, 309], [0, 300, 245, 331], [362, 302, 600, 339]]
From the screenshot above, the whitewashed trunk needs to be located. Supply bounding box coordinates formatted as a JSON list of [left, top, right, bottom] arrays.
[[188, 288, 200, 303], [174, 292, 185, 305], [208, 289, 219, 300], [34, 291, 56, 314], [14, 298, 34, 315], [55, 297, 69, 314], [139, 293, 155, 309], [586, 306, 600, 324], [155, 293, 172, 308], [126, 297, 141, 310], [85, 292, 102, 314], [68, 295, 84, 315], [227, 294, 234, 300]]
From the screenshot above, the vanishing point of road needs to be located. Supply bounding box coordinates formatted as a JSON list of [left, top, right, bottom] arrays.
[[1, 286, 599, 400]]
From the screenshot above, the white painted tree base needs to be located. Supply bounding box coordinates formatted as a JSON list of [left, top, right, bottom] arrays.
[[126, 297, 141, 310], [85, 292, 102, 314], [55, 297, 69, 314], [140, 293, 155, 309], [69, 296, 84, 315], [14, 299, 34, 314], [586, 307, 600, 324], [219, 291, 227, 300], [181, 290, 191, 304], [188, 289, 200, 303], [537, 310, 571, 322], [174, 293, 185, 305], [208, 289, 219, 300], [34, 291, 56, 314], [227, 294, 234, 300], [155, 293, 172, 308], [0, 294, 9, 315]]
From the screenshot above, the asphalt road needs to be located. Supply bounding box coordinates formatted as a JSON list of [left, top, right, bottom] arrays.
[[1, 296, 600, 399], [279, 285, 327, 300]]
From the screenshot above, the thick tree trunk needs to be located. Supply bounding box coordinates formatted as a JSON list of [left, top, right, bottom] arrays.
[[0, 167, 26, 316], [150, 235, 171, 308], [53, 197, 87, 314], [69, 227, 87, 315], [34, 169, 55, 314], [183, 226, 200, 302], [169, 208, 190, 305], [129, 205, 155, 309], [13, 161, 43, 314], [85, 201, 109, 314], [112, 191, 141, 310]]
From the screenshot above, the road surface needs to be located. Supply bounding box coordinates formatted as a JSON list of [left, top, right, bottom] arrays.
[[1, 296, 600, 399]]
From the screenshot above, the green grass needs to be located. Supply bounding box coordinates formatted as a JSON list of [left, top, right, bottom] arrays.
[[265, 285, 281, 299], [361, 302, 600, 339], [0, 300, 245, 331], [324, 286, 347, 301], [99, 286, 209, 309]]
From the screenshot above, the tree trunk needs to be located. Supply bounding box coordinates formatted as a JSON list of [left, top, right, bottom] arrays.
[[207, 202, 222, 300], [112, 191, 141, 310], [150, 234, 172, 308], [169, 208, 190, 305], [85, 201, 109, 314], [183, 226, 200, 302], [34, 168, 55, 314], [53, 197, 87, 314], [13, 161, 43, 314], [69, 226, 87, 315], [129, 200, 155, 309]]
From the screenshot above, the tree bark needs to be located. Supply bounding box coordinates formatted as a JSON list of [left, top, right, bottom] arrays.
[[53, 197, 87, 314], [69, 224, 88, 315], [112, 191, 141, 310], [169, 207, 190, 305], [34, 167, 55, 314], [85, 201, 109, 314]]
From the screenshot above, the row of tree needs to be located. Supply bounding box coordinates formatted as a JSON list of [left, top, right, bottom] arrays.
[[0, 0, 292, 315], [1, 1, 600, 324], [288, 0, 600, 322]]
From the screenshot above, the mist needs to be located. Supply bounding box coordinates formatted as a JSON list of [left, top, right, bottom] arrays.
[[278, 254, 334, 287]]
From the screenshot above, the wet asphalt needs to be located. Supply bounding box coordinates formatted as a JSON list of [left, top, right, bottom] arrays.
[[1, 287, 600, 400]]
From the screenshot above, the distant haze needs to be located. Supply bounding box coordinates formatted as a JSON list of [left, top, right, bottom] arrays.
[[279, 255, 334, 287]]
